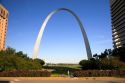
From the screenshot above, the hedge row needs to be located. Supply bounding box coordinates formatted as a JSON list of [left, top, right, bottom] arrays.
[[0, 70, 51, 77], [73, 70, 125, 77]]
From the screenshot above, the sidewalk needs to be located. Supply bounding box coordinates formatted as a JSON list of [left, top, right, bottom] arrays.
[[0, 77, 125, 81]]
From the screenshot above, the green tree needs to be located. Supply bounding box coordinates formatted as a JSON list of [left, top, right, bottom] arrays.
[[0, 47, 45, 71], [34, 58, 45, 66], [79, 59, 99, 70]]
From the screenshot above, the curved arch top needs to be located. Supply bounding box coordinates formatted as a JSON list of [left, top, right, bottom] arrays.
[[32, 8, 92, 60]]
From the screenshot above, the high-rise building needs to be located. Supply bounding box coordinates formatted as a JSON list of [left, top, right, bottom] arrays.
[[0, 4, 8, 50], [110, 0, 125, 48]]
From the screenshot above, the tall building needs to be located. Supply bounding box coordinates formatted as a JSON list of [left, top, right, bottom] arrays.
[[110, 0, 125, 48], [0, 4, 8, 50]]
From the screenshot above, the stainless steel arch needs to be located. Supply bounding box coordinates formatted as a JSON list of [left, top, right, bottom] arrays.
[[32, 8, 92, 60]]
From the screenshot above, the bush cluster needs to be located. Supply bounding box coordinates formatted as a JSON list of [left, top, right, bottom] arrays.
[[0, 47, 45, 71], [79, 58, 125, 70], [112, 47, 125, 62], [0, 70, 51, 77], [79, 58, 120, 70], [73, 70, 125, 77]]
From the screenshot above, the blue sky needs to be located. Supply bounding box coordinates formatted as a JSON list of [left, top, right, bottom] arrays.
[[1, 0, 112, 63]]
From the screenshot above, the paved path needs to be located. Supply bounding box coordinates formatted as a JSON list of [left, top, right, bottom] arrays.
[[0, 77, 125, 83], [10, 80, 125, 83], [0, 80, 125, 83]]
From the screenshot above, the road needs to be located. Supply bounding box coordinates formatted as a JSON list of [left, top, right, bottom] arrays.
[[1, 80, 125, 83]]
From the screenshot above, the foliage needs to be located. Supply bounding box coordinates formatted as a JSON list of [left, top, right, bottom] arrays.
[[112, 47, 125, 62], [34, 58, 45, 66], [93, 47, 125, 62], [78, 47, 125, 76], [82, 48, 125, 70], [79, 58, 125, 70], [0, 70, 51, 77], [93, 49, 112, 59], [73, 70, 125, 77], [79, 58, 99, 70], [0, 47, 45, 71]]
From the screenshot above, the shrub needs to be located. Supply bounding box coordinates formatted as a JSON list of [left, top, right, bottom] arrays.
[[33, 59, 45, 66], [0, 47, 45, 71], [0, 70, 51, 77], [73, 70, 125, 77], [79, 58, 124, 70], [79, 59, 100, 70]]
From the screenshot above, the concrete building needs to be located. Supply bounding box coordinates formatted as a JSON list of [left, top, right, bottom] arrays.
[[0, 4, 8, 50], [110, 0, 125, 48]]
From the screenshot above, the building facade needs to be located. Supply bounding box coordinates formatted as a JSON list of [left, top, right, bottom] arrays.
[[0, 4, 8, 50], [110, 0, 125, 48]]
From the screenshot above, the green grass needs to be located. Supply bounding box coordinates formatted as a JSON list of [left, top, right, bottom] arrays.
[[51, 73, 60, 77], [43, 64, 81, 76]]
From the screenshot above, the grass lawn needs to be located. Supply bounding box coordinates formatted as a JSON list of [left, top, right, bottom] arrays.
[[43, 64, 81, 76]]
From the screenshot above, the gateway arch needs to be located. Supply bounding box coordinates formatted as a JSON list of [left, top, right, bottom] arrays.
[[32, 8, 92, 60]]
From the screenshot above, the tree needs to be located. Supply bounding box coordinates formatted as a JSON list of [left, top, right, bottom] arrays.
[[0, 47, 45, 71], [5, 47, 16, 55], [34, 58, 45, 66], [93, 49, 113, 60], [79, 59, 99, 70], [112, 47, 125, 62], [16, 51, 29, 60], [93, 54, 98, 59]]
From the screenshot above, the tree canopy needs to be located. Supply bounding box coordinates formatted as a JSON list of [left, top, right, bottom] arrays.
[[0, 47, 45, 71]]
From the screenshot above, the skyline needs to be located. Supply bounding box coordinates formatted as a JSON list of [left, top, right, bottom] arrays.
[[1, 0, 112, 63]]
